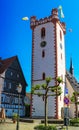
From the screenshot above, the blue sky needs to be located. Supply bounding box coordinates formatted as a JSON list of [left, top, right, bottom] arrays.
[[0, 0, 79, 92]]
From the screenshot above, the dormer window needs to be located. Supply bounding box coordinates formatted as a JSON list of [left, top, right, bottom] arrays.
[[41, 27, 45, 38], [17, 74, 19, 78]]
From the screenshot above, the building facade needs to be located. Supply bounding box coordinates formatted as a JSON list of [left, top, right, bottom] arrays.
[[24, 93, 31, 117], [66, 59, 79, 118], [0, 56, 27, 117], [30, 8, 66, 119]]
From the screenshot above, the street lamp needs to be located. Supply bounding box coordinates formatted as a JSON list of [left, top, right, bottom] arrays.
[[16, 83, 22, 130]]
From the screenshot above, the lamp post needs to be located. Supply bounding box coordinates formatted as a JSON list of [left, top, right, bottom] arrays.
[[16, 83, 22, 130]]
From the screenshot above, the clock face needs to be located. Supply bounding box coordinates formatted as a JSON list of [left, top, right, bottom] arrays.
[[40, 41, 47, 47]]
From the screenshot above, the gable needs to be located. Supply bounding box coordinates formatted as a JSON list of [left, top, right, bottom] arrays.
[[6, 56, 27, 87], [66, 71, 79, 93]]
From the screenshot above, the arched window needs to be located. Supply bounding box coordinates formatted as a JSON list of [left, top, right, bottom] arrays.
[[60, 30, 62, 41], [42, 50, 45, 58], [42, 72, 45, 80], [41, 27, 45, 37], [60, 43, 62, 49]]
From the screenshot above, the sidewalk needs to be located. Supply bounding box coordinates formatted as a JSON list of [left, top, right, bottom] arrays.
[[0, 118, 37, 130], [57, 125, 79, 130], [63, 126, 79, 130], [0, 118, 79, 130]]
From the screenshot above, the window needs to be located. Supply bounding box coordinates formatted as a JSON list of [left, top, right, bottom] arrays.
[[60, 30, 62, 41], [42, 95, 44, 101], [6, 110, 7, 113], [1, 97, 3, 102], [60, 43, 62, 49], [41, 27, 45, 37], [42, 73, 45, 80], [4, 81, 6, 88], [42, 50, 45, 58], [17, 74, 19, 78], [9, 83, 11, 89], [61, 53, 62, 59], [13, 109, 14, 112]]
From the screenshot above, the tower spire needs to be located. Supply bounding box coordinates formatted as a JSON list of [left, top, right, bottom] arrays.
[[69, 58, 74, 75]]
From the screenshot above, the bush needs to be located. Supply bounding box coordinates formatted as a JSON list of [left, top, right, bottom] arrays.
[[70, 118, 79, 126], [34, 125, 57, 130], [12, 113, 18, 120]]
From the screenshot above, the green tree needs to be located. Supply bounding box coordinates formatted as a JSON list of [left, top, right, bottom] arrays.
[[71, 92, 79, 118], [31, 77, 63, 126]]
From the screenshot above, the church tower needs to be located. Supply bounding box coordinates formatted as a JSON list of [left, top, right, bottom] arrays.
[[30, 8, 66, 119]]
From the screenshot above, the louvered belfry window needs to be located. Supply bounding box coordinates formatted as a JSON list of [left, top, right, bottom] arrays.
[[41, 27, 45, 37]]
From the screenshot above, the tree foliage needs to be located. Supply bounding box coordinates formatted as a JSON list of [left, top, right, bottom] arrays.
[[31, 76, 63, 126], [71, 92, 79, 104], [31, 77, 63, 96], [71, 91, 79, 118]]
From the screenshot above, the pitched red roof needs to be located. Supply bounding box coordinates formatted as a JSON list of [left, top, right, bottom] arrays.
[[0, 56, 16, 74]]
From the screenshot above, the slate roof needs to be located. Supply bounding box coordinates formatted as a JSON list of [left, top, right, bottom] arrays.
[[66, 71, 79, 92], [0, 56, 16, 74], [0, 56, 28, 86]]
